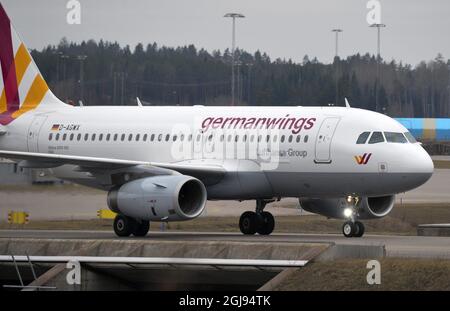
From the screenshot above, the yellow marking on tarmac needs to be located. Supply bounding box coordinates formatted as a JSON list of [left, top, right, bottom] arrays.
[[97, 209, 117, 220]]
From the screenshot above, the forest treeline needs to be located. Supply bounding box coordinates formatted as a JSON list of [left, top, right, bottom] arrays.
[[31, 38, 450, 118]]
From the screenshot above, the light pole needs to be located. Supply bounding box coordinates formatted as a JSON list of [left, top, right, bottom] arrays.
[[370, 23, 386, 112], [332, 29, 343, 106], [77, 55, 87, 103], [224, 13, 245, 106], [246, 63, 253, 105]]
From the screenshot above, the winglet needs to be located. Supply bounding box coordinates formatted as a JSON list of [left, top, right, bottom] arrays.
[[345, 98, 351, 108], [137, 97, 143, 107]]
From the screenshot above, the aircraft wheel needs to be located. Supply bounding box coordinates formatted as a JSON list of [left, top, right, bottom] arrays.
[[133, 220, 150, 237], [257, 211, 275, 235], [113, 214, 137, 237], [342, 221, 356, 238], [239, 211, 258, 235], [354, 221, 365, 238]]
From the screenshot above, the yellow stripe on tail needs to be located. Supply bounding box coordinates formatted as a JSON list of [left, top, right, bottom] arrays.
[[12, 75, 49, 118]]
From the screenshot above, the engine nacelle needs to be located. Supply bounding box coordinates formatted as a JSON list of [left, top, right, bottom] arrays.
[[299, 195, 395, 220], [107, 175, 207, 221]]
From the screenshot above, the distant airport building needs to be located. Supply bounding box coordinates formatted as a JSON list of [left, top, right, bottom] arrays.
[[396, 118, 450, 143]]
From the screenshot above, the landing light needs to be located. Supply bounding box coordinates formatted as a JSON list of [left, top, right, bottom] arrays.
[[344, 208, 353, 218]]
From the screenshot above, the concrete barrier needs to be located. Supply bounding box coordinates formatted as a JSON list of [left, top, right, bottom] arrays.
[[417, 224, 450, 237]]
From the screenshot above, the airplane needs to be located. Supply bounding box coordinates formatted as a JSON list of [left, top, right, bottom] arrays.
[[0, 4, 433, 238]]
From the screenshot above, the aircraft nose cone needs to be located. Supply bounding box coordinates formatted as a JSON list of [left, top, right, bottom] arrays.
[[413, 147, 434, 186]]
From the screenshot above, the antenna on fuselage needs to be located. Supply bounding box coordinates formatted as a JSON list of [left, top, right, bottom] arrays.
[[345, 98, 351, 108], [137, 97, 143, 107], [78, 100, 84, 107]]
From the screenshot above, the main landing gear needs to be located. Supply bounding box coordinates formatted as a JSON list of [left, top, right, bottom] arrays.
[[342, 196, 365, 238], [239, 199, 275, 235], [113, 214, 150, 237]]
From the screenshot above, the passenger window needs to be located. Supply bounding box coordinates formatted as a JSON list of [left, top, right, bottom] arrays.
[[288, 135, 293, 143], [136, 134, 140, 142], [384, 132, 407, 144], [128, 134, 133, 141], [181, 134, 185, 142], [165, 134, 170, 141], [99, 134, 103, 141], [235, 135, 239, 142], [106, 134, 111, 141], [296, 135, 301, 143], [281, 135, 285, 143], [173, 135, 177, 142], [84, 134, 89, 141], [70, 133, 74, 141], [151, 134, 155, 142], [114, 134, 118, 141], [356, 132, 371, 144], [227, 134, 232, 142], [250, 135, 255, 143], [243, 134, 247, 142], [49, 133, 53, 141], [368, 132, 385, 144], [62, 133, 67, 141], [77, 134, 81, 141], [188, 134, 192, 142], [121, 134, 125, 141], [404, 132, 416, 143], [273, 135, 278, 143], [304, 135, 308, 143], [92, 134, 96, 141], [143, 134, 147, 141]]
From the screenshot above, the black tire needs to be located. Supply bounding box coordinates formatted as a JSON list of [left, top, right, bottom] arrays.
[[342, 221, 356, 238], [354, 221, 365, 238], [133, 220, 150, 237], [257, 211, 275, 235], [113, 214, 137, 237], [239, 211, 258, 235]]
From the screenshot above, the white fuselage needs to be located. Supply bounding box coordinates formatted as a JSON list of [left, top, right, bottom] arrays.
[[0, 105, 434, 200]]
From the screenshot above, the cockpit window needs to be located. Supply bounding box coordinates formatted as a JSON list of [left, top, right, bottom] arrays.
[[368, 132, 385, 144], [384, 132, 407, 144], [404, 132, 417, 143], [356, 132, 371, 144]]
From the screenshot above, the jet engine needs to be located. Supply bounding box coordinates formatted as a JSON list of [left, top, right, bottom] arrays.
[[299, 195, 395, 220], [107, 175, 207, 221]]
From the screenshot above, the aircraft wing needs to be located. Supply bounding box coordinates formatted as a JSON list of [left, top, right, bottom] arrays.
[[0, 150, 225, 186]]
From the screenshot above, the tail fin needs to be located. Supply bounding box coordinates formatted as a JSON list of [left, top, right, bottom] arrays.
[[0, 3, 66, 125]]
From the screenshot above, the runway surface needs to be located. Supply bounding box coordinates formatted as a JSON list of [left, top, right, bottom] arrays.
[[1, 230, 450, 259], [1, 168, 449, 221]]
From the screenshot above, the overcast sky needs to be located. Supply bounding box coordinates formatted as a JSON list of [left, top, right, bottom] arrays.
[[2, 0, 450, 66]]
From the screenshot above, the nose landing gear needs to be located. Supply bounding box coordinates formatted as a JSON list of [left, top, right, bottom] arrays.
[[342, 220, 365, 238], [342, 196, 365, 238], [239, 199, 275, 235]]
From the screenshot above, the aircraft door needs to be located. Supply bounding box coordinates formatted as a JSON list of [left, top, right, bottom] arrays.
[[27, 115, 48, 153], [314, 117, 340, 164]]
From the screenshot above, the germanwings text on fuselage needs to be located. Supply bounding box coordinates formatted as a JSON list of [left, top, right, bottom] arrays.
[[201, 115, 316, 134]]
